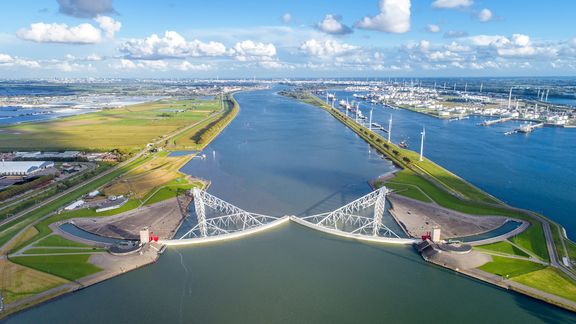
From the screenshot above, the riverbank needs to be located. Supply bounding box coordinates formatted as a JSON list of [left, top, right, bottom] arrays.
[[283, 89, 576, 313]]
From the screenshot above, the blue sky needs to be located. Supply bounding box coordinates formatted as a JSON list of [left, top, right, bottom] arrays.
[[0, 0, 575, 78]]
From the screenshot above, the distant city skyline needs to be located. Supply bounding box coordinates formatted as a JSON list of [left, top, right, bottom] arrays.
[[1, 0, 575, 78]]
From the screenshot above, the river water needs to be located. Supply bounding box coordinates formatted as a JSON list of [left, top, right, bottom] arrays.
[[6, 88, 576, 323]]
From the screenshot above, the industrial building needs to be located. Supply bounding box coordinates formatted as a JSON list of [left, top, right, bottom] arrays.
[[14, 151, 80, 160], [0, 161, 55, 176]]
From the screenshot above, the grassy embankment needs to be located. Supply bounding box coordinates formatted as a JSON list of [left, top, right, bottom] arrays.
[[289, 91, 576, 307], [474, 241, 530, 258], [10, 254, 102, 281]]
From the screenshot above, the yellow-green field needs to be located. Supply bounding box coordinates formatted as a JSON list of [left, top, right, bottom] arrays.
[[0, 98, 221, 152], [104, 154, 193, 199], [0, 259, 68, 304]]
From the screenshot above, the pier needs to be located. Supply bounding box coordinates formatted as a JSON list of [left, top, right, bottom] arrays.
[[517, 122, 544, 133], [479, 116, 514, 126]]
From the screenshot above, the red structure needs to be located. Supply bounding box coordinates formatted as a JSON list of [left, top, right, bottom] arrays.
[[149, 231, 159, 242], [421, 231, 431, 241]]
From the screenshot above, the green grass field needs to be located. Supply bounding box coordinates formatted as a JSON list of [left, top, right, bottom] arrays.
[[479, 256, 546, 278], [0, 259, 69, 304], [510, 223, 549, 261], [567, 240, 576, 260], [513, 267, 576, 302], [10, 254, 102, 281], [34, 235, 92, 248], [23, 248, 105, 255], [474, 241, 530, 257], [384, 182, 432, 203], [0, 98, 221, 152], [143, 182, 200, 206]]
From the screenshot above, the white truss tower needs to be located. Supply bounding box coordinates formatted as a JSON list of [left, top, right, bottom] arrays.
[[179, 188, 279, 239], [301, 187, 399, 238]]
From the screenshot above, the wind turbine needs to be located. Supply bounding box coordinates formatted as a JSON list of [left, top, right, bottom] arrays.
[[419, 127, 426, 162], [369, 107, 373, 131], [388, 115, 393, 143]]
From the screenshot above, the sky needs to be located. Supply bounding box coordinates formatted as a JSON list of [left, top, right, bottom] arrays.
[[0, 0, 575, 78]]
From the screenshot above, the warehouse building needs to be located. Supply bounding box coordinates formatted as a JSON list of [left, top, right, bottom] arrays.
[[0, 161, 55, 176]]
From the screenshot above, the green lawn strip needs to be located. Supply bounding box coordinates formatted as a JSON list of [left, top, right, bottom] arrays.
[[23, 248, 105, 254], [510, 223, 550, 261], [567, 240, 576, 260], [474, 241, 530, 258], [550, 223, 574, 262], [478, 256, 546, 278], [10, 254, 102, 281], [384, 182, 432, 203], [513, 267, 576, 302], [143, 185, 193, 206], [385, 170, 521, 217], [0, 155, 150, 249], [34, 235, 93, 248]]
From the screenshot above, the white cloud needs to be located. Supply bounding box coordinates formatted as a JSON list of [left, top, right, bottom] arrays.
[[282, 13, 292, 24], [468, 34, 508, 47], [477, 9, 493, 22], [51, 61, 94, 72], [512, 34, 530, 47], [355, 0, 411, 33], [259, 61, 293, 70], [17, 22, 102, 44], [120, 31, 228, 59], [0, 54, 41, 69], [445, 41, 470, 52], [231, 40, 277, 61], [426, 24, 440, 33], [95, 15, 121, 38], [299, 39, 357, 57], [85, 53, 103, 61], [316, 15, 353, 35], [432, 0, 473, 9], [178, 61, 211, 71], [0, 54, 14, 63], [110, 58, 211, 72]]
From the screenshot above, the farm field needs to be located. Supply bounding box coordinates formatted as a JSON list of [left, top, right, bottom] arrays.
[[0, 97, 222, 152]]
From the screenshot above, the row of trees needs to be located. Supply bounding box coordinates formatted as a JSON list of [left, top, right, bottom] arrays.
[[193, 96, 238, 145]]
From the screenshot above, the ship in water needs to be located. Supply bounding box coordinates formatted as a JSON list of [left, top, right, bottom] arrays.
[[399, 140, 409, 148]]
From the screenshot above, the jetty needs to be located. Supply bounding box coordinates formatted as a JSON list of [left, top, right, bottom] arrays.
[[517, 122, 544, 133], [479, 116, 514, 126]]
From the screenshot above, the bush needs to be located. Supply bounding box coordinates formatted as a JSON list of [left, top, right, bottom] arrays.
[[392, 150, 399, 155], [403, 157, 411, 163]]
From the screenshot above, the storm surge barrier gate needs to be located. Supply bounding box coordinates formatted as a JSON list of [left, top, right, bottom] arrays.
[[161, 187, 418, 246]]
